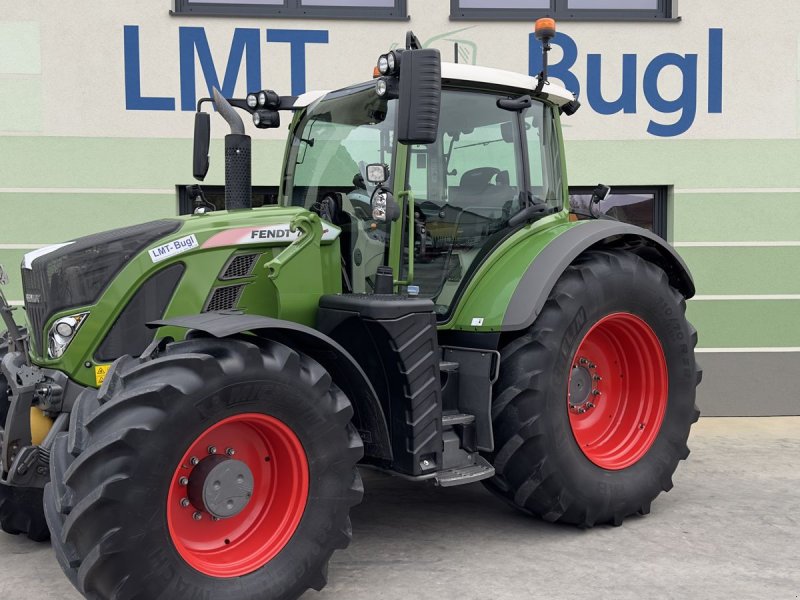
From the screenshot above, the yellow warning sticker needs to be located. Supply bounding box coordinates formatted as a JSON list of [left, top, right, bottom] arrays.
[[95, 364, 111, 386]]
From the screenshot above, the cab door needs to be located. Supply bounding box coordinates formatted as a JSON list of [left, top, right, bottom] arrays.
[[400, 88, 527, 317]]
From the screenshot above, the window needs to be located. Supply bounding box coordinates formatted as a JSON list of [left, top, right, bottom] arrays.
[[451, 0, 672, 21], [178, 185, 279, 215], [523, 102, 563, 211], [174, 0, 407, 20], [568, 186, 667, 239]]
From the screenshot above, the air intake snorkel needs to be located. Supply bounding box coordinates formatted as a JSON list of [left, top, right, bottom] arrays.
[[211, 88, 252, 211]]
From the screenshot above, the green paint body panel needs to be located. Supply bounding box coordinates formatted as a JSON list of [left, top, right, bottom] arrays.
[[442, 211, 577, 331], [28, 206, 341, 388]]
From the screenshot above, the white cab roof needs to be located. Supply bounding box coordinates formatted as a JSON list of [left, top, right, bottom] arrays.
[[441, 62, 575, 106], [296, 62, 575, 109]]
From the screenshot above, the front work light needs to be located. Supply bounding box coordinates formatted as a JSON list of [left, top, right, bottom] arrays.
[[253, 110, 280, 129]]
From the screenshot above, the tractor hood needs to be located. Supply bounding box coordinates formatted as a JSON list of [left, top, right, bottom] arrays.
[[21, 206, 342, 380]]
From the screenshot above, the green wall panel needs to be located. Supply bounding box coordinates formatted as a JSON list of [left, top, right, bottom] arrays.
[[673, 193, 800, 242], [686, 300, 800, 348], [0, 249, 27, 302], [0, 137, 287, 189], [565, 140, 800, 189], [0, 192, 176, 243], [678, 247, 800, 295]]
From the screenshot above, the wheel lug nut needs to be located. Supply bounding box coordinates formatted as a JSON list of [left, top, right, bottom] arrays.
[[179, 477, 188, 486], [180, 498, 190, 508], [226, 447, 235, 456], [193, 512, 203, 521], [190, 457, 199, 466], [208, 446, 217, 455]]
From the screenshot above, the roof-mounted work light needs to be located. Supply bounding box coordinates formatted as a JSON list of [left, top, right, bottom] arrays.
[[246, 90, 281, 110]]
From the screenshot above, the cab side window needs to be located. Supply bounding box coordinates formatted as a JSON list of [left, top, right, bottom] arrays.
[[523, 103, 563, 211]]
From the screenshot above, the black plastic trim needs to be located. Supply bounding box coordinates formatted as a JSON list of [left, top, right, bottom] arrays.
[[172, 0, 408, 20], [449, 0, 675, 21]]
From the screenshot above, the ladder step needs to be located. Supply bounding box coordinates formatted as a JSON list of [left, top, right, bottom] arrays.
[[442, 413, 475, 427], [439, 360, 459, 373], [434, 456, 495, 487]]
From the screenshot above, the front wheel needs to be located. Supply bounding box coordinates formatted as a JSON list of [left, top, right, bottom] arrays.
[[45, 336, 363, 600], [485, 250, 701, 527]]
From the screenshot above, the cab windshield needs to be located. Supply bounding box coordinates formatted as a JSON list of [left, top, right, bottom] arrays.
[[282, 84, 396, 212]]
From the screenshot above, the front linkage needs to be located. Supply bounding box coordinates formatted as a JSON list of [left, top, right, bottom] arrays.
[[0, 266, 81, 497]]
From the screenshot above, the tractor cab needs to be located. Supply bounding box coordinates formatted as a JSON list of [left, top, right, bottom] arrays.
[[281, 64, 572, 318]]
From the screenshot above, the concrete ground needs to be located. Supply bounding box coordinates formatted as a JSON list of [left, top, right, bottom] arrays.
[[0, 417, 797, 600]]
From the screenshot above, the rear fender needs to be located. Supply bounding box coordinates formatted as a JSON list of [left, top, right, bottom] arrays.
[[502, 220, 695, 332], [149, 313, 392, 462]]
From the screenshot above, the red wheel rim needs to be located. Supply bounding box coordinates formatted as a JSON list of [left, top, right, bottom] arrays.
[[166, 413, 309, 577], [567, 312, 668, 470]]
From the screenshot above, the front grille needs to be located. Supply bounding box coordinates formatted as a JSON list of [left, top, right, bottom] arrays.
[[220, 254, 259, 280], [204, 285, 245, 312]]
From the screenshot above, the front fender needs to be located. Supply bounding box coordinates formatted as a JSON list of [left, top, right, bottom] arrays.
[[149, 312, 392, 463]]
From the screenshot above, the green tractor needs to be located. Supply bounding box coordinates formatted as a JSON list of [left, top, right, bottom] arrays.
[[0, 22, 699, 600]]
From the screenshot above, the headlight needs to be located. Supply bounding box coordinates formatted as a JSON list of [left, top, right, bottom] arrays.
[[48, 312, 88, 359], [378, 54, 389, 75]]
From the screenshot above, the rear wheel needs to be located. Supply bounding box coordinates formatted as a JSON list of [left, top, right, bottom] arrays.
[[485, 250, 701, 527], [45, 336, 363, 600], [0, 329, 49, 542]]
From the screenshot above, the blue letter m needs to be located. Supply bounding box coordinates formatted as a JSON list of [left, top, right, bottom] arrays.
[[179, 27, 261, 111]]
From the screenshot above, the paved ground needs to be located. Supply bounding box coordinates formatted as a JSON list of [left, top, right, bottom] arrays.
[[0, 417, 797, 600]]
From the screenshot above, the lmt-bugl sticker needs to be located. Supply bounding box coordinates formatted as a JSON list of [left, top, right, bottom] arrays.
[[149, 234, 199, 263]]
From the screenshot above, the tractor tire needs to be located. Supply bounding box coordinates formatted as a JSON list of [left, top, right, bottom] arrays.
[[44, 335, 363, 600], [484, 250, 701, 527], [0, 329, 49, 542]]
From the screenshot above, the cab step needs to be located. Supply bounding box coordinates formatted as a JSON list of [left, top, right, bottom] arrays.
[[433, 455, 495, 487]]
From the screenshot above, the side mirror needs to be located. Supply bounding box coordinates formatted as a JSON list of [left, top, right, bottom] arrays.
[[366, 163, 389, 184], [371, 187, 400, 222], [590, 184, 611, 205], [397, 48, 441, 145], [193, 112, 211, 181]]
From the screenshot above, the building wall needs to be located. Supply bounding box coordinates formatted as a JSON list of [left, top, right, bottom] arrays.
[[1, 0, 799, 415]]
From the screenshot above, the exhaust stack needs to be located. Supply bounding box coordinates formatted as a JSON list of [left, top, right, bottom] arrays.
[[212, 88, 252, 211]]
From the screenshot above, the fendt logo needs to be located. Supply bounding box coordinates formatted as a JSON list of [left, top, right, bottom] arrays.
[[123, 25, 722, 137]]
